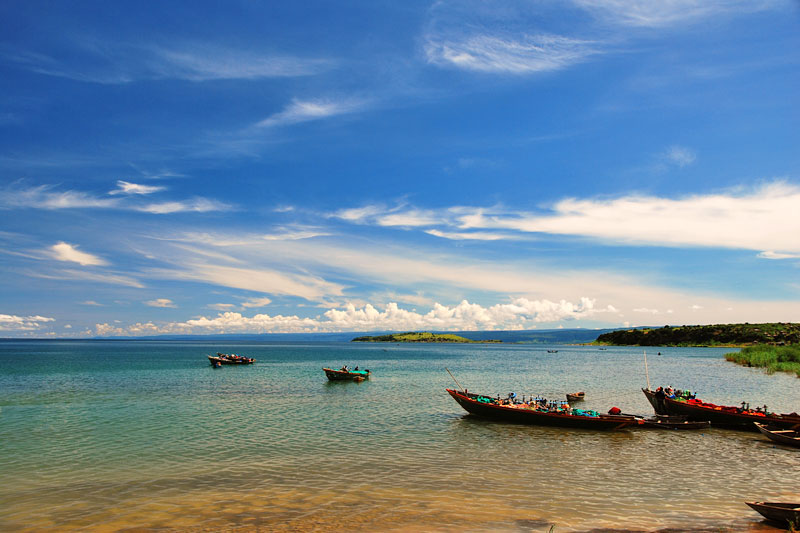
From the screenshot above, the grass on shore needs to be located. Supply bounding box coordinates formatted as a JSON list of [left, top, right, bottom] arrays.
[[725, 344, 800, 377]]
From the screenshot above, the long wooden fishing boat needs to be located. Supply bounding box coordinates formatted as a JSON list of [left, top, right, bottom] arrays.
[[638, 415, 710, 430], [446, 389, 641, 430], [323, 367, 370, 381], [208, 353, 255, 365], [643, 388, 800, 431], [745, 501, 800, 527], [754, 423, 800, 448]]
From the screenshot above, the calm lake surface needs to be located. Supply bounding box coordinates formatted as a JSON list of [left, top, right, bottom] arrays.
[[1, 340, 798, 532]]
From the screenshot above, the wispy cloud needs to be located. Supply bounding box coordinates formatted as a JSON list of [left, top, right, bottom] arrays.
[[425, 33, 600, 74], [110, 180, 166, 195], [50, 242, 109, 266], [758, 251, 800, 260], [571, 0, 779, 28], [138, 198, 232, 214], [145, 298, 176, 308], [2, 41, 333, 84], [30, 269, 145, 289], [255, 98, 367, 129], [663, 145, 696, 168], [241, 297, 273, 308]]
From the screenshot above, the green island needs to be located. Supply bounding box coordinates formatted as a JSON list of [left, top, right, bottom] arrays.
[[595, 322, 800, 377], [351, 331, 501, 343]]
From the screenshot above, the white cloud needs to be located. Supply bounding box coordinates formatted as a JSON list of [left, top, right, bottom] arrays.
[[425, 33, 599, 74], [0, 313, 55, 331], [241, 297, 273, 308], [664, 145, 696, 167], [145, 298, 176, 308], [0, 184, 119, 210], [633, 307, 661, 314], [758, 251, 800, 260], [207, 303, 236, 311], [82, 300, 104, 306], [425, 229, 510, 241], [50, 242, 109, 266], [572, 0, 778, 28], [110, 180, 165, 195], [255, 98, 366, 129], [31, 269, 145, 288], [138, 198, 232, 214]]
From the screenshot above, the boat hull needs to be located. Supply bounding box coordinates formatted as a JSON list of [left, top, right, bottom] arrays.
[[745, 501, 800, 526], [447, 389, 638, 430], [643, 388, 800, 431], [755, 423, 800, 448], [208, 356, 255, 365], [323, 368, 370, 381]]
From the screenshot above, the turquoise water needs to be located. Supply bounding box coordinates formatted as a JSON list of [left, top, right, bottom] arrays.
[[1, 340, 798, 532]]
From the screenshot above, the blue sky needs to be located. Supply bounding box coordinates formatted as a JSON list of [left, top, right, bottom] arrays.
[[1, 1, 799, 337]]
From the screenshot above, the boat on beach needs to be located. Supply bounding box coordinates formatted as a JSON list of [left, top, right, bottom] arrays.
[[754, 423, 800, 448], [643, 388, 800, 431], [745, 501, 800, 527], [323, 367, 370, 381], [208, 353, 256, 365], [446, 389, 642, 430]]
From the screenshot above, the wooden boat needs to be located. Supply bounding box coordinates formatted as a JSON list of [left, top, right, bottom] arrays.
[[638, 415, 710, 430], [754, 423, 800, 448], [546, 349, 558, 353], [643, 388, 800, 431], [446, 389, 642, 430], [208, 353, 255, 365], [566, 391, 585, 402], [323, 367, 370, 381], [745, 501, 800, 527]]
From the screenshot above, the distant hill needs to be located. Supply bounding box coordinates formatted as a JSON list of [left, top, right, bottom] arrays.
[[595, 323, 800, 347], [351, 332, 500, 343]]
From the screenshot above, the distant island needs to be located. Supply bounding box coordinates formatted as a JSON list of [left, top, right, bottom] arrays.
[[351, 332, 501, 343], [595, 322, 800, 347]]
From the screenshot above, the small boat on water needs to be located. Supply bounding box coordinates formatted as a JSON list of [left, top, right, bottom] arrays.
[[446, 389, 642, 430], [323, 367, 370, 381], [754, 423, 800, 448], [745, 501, 800, 527], [643, 387, 800, 431], [566, 391, 585, 402], [638, 415, 710, 430], [546, 349, 559, 353], [208, 353, 256, 365]]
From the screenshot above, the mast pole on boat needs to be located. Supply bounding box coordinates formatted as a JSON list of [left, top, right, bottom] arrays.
[[445, 367, 465, 393], [644, 350, 651, 391]]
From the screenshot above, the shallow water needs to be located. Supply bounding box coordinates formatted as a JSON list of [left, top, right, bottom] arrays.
[[1, 340, 798, 532]]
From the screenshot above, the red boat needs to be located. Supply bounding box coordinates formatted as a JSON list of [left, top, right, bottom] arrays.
[[643, 388, 800, 431], [447, 389, 641, 431]]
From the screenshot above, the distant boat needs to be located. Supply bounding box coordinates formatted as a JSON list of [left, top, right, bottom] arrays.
[[754, 423, 800, 448], [546, 349, 558, 353], [208, 353, 255, 365], [323, 367, 370, 381], [643, 388, 800, 431], [745, 501, 800, 527], [566, 391, 585, 402], [446, 389, 641, 430]]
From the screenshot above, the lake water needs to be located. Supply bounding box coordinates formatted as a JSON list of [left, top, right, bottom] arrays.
[[1, 340, 798, 532]]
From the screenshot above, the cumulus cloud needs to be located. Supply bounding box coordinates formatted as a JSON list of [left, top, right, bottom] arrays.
[[145, 298, 176, 308], [50, 242, 109, 266], [91, 297, 614, 336], [0, 313, 55, 331]]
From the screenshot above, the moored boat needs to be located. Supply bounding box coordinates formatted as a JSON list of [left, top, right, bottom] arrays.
[[638, 415, 710, 430], [446, 389, 641, 430], [566, 391, 585, 402], [643, 388, 800, 431], [754, 423, 800, 448], [208, 353, 256, 365], [745, 501, 800, 527], [323, 367, 370, 381]]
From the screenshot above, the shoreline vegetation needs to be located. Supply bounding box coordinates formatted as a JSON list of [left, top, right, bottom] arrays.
[[351, 332, 501, 343], [594, 322, 800, 347], [724, 345, 800, 378], [594, 322, 800, 378]]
